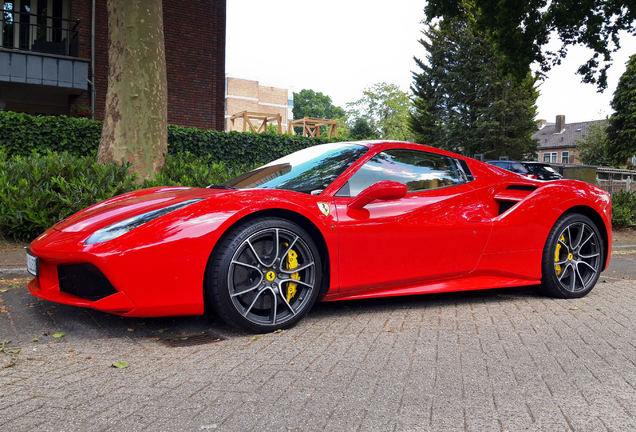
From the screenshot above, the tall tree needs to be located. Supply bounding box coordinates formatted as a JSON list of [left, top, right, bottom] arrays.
[[607, 54, 636, 166], [97, 0, 168, 181], [409, 18, 538, 160], [425, 0, 636, 91], [349, 118, 379, 140], [293, 89, 345, 120], [575, 121, 614, 166], [347, 83, 412, 141]]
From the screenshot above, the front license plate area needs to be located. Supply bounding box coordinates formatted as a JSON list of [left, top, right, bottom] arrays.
[[26, 251, 39, 277]]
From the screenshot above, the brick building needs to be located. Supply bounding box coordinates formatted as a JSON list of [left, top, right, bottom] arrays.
[[225, 76, 292, 132], [0, 0, 226, 130], [534, 115, 605, 165]]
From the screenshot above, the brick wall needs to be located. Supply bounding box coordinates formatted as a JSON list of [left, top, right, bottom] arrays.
[[225, 77, 289, 132], [68, 0, 92, 114], [538, 148, 579, 165], [259, 85, 287, 105], [163, 0, 226, 129], [70, 0, 226, 130]]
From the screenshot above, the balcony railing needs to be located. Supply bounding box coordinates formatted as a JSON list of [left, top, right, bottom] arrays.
[[1, 10, 80, 57]]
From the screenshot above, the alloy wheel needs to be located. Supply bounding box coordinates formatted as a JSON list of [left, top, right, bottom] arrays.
[[228, 227, 317, 327], [553, 221, 601, 293]]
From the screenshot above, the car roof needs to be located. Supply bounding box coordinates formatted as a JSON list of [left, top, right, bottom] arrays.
[[347, 140, 474, 160], [486, 160, 548, 165]]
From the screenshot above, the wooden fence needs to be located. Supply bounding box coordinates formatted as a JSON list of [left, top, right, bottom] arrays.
[[596, 168, 636, 195]]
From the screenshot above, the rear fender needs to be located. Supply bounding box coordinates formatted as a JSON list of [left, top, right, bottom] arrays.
[[482, 181, 611, 257]]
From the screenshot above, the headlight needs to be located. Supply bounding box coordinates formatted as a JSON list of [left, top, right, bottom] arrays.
[[85, 199, 204, 245]]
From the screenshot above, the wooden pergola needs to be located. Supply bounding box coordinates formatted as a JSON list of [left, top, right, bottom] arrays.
[[229, 111, 282, 134], [288, 117, 338, 138]]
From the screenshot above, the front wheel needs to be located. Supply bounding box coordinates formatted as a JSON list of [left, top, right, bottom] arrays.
[[207, 217, 322, 333], [540, 213, 604, 298]]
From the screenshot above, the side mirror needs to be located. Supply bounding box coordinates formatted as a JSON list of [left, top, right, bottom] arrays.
[[348, 181, 407, 210]]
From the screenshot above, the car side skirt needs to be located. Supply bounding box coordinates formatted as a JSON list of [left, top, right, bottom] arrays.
[[321, 274, 541, 302]]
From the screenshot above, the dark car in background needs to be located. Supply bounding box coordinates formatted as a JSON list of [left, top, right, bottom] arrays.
[[487, 161, 563, 180]]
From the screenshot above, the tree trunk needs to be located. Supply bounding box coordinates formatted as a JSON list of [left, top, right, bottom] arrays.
[[97, 0, 167, 181]]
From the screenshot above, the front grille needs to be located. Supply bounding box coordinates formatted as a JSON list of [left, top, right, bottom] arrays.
[[58, 263, 118, 301]]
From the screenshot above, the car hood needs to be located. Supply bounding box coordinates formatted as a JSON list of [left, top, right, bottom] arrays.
[[53, 186, 228, 233]]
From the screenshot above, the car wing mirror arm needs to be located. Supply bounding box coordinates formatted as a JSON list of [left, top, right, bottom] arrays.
[[348, 181, 407, 210]]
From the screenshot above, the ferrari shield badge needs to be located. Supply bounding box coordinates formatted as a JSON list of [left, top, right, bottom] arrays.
[[317, 202, 330, 217]]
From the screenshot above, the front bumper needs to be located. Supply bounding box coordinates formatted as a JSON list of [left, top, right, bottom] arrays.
[[28, 276, 136, 314]]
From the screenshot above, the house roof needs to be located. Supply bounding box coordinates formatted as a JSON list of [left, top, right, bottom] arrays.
[[534, 119, 606, 150]]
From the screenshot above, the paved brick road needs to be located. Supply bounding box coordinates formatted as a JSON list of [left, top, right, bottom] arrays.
[[1, 275, 635, 431]]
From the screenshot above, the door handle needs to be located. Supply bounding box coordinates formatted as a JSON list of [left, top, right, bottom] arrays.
[[466, 216, 484, 223]]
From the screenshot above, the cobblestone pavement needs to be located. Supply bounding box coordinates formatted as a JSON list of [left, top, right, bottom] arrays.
[[1, 273, 636, 431]]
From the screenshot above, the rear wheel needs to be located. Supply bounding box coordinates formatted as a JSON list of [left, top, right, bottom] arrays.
[[540, 213, 603, 298], [208, 217, 322, 332]]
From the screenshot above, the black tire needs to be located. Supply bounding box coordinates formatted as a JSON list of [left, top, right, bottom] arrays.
[[540, 213, 603, 298], [207, 217, 322, 332]]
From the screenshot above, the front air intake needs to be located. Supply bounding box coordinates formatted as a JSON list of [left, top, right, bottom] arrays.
[[58, 263, 118, 301]]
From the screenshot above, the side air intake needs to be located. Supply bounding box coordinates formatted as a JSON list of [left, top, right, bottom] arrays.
[[495, 185, 539, 215]]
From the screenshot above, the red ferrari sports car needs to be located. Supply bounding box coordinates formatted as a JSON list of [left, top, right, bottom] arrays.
[[27, 141, 612, 332]]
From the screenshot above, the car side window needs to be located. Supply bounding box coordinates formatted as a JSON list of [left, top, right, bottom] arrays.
[[336, 149, 467, 197], [510, 163, 529, 174]]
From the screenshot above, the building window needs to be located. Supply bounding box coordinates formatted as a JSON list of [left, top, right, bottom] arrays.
[[543, 152, 557, 163], [561, 151, 569, 164]]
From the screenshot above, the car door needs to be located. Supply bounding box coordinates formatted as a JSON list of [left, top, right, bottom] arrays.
[[334, 148, 492, 294]]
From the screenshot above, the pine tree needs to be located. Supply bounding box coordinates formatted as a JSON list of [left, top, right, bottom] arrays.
[[607, 54, 636, 167], [409, 18, 538, 160]]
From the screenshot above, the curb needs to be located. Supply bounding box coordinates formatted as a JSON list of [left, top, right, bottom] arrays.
[[613, 244, 636, 250], [0, 267, 29, 279]]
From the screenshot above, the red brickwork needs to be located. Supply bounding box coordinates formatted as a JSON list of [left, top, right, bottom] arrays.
[[67, 0, 92, 115], [68, 0, 225, 130], [163, 0, 226, 129]]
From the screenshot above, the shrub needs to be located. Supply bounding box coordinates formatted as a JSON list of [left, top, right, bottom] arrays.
[[167, 127, 334, 166], [0, 111, 336, 166], [0, 151, 252, 241], [0, 112, 102, 156], [612, 190, 636, 227], [143, 152, 253, 189], [0, 151, 138, 241]]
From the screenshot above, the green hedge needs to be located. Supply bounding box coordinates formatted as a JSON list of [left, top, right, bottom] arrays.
[[0, 111, 102, 156], [0, 150, 252, 241], [168, 126, 334, 166], [144, 152, 253, 189], [612, 190, 636, 227], [0, 111, 335, 166], [0, 150, 137, 241]]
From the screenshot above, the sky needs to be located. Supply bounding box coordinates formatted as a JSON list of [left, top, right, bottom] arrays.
[[226, 0, 636, 124]]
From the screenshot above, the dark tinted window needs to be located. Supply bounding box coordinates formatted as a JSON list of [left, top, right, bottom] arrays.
[[337, 149, 467, 197], [510, 163, 529, 174], [224, 143, 368, 194], [524, 163, 560, 177]]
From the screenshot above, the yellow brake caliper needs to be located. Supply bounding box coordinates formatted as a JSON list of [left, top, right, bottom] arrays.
[[285, 246, 301, 302], [555, 235, 565, 276]]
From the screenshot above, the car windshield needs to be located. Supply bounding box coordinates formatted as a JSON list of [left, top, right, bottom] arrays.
[[223, 143, 369, 194], [525, 164, 559, 176]]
